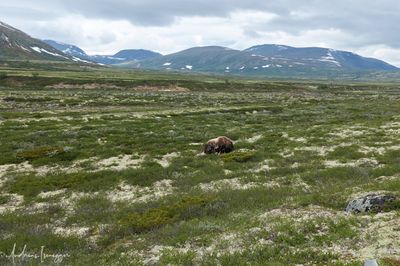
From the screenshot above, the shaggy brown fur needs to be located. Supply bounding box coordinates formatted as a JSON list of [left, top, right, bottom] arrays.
[[204, 136, 234, 154]]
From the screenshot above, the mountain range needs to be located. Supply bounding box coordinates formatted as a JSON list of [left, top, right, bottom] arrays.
[[43, 40, 161, 65], [1, 20, 399, 78], [136, 45, 398, 76]]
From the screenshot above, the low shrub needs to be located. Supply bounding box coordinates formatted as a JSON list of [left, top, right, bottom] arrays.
[[0, 72, 7, 80], [380, 257, 400, 266], [117, 195, 222, 234], [16, 146, 65, 161], [221, 151, 256, 163], [0, 195, 10, 205]]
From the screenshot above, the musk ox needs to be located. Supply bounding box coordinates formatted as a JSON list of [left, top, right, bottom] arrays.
[[204, 136, 234, 154]]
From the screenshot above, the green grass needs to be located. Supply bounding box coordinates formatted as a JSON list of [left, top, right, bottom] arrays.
[[0, 64, 399, 265]]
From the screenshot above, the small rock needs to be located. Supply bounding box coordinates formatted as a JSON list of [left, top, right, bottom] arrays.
[[364, 259, 379, 266], [346, 193, 396, 213]]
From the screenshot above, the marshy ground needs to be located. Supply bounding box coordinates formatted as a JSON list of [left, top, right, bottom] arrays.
[[0, 67, 399, 265]]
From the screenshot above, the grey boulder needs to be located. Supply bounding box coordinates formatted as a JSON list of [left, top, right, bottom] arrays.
[[346, 193, 396, 213]]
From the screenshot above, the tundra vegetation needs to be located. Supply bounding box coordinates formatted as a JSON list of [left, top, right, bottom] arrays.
[[0, 62, 399, 265]]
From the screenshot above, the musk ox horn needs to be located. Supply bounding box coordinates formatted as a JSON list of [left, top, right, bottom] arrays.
[[204, 136, 234, 154]]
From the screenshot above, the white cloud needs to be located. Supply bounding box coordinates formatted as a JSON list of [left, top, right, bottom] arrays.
[[356, 45, 400, 67], [1, 0, 400, 66]]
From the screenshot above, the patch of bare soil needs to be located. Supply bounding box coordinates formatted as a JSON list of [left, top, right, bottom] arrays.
[[133, 85, 190, 92]]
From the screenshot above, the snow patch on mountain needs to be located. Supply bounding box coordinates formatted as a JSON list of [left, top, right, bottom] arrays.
[[19, 45, 31, 52], [31, 46, 69, 59], [277, 45, 289, 50], [318, 51, 342, 67], [0, 33, 11, 46], [72, 56, 91, 63]]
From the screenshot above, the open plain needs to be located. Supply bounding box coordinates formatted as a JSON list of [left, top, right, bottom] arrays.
[[0, 66, 399, 265]]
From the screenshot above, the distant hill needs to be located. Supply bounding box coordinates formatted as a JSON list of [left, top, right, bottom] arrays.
[[245, 44, 397, 71], [137, 46, 250, 71], [0, 21, 71, 61], [89, 49, 161, 65], [137, 44, 398, 77], [44, 40, 161, 65], [113, 49, 161, 61]]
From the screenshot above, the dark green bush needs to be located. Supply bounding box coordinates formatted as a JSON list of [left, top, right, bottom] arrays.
[[0, 195, 10, 205], [16, 146, 65, 161], [117, 195, 220, 234], [0, 72, 7, 80], [221, 151, 256, 163]]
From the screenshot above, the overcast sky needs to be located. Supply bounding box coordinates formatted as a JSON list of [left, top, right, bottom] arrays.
[[1, 0, 400, 66]]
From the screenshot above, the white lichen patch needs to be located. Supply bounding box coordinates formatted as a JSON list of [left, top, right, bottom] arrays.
[[279, 149, 295, 158], [140, 231, 246, 264], [252, 159, 274, 173], [376, 175, 400, 182], [359, 146, 386, 155], [294, 143, 354, 157], [0, 193, 24, 214], [96, 154, 144, 171], [324, 158, 381, 168], [245, 134, 263, 143], [291, 162, 300, 168], [106, 179, 175, 203], [58, 192, 98, 215], [380, 121, 400, 129], [223, 169, 233, 175], [329, 128, 371, 138], [197, 178, 261, 192], [0, 161, 34, 178], [259, 205, 347, 223], [282, 132, 307, 143], [189, 142, 203, 146], [52, 226, 91, 238], [236, 148, 255, 152], [358, 144, 400, 155], [0, 158, 97, 181], [355, 212, 400, 260], [155, 152, 180, 168], [387, 145, 400, 151], [38, 189, 67, 199], [97, 138, 107, 145], [274, 176, 311, 192], [318, 212, 400, 261]]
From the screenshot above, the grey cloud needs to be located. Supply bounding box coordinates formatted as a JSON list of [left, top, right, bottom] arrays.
[[1, 0, 400, 56], [0, 0, 279, 26]]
